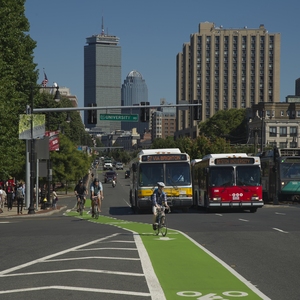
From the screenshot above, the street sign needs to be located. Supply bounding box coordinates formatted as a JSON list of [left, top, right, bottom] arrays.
[[100, 114, 138, 122]]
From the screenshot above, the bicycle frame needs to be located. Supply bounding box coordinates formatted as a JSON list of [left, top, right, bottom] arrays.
[[92, 196, 99, 219], [155, 206, 168, 236]]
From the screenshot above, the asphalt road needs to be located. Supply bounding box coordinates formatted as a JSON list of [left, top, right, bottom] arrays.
[[1, 168, 300, 299]]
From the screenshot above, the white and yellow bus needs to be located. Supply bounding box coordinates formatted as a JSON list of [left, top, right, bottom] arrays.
[[130, 148, 193, 213]]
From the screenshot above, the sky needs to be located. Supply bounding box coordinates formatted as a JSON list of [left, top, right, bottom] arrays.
[[25, 0, 300, 108]]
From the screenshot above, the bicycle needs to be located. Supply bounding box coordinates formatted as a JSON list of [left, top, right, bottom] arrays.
[[92, 196, 100, 219], [77, 194, 85, 216], [154, 206, 170, 236]]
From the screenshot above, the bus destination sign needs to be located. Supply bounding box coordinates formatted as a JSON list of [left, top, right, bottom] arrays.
[[142, 154, 187, 162], [215, 157, 255, 165]]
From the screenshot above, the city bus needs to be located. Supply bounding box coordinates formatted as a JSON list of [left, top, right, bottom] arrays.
[[130, 148, 193, 213], [260, 148, 300, 202], [192, 153, 263, 212]]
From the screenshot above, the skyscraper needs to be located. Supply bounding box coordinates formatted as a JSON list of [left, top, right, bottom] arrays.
[[121, 70, 149, 133], [84, 20, 121, 133], [121, 70, 148, 106], [176, 22, 281, 138]]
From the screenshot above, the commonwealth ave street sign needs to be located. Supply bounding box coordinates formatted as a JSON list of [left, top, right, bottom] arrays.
[[100, 114, 138, 122]]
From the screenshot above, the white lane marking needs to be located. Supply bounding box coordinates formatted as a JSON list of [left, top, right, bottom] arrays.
[[0, 268, 143, 278], [75, 247, 136, 251], [0, 233, 119, 276], [179, 230, 271, 300], [155, 237, 175, 241], [215, 213, 223, 216], [239, 219, 249, 222], [0, 222, 10, 224], [273, 227, 289, 233], [43, 256, 140, 262], [135, 233, 166, 300], [275, 212, 286, 215], [0, 286, 150, 297], [123, 198, 131, 207]]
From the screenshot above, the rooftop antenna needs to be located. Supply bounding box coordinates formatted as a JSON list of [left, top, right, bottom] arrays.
[[101, 16, 105, 36]]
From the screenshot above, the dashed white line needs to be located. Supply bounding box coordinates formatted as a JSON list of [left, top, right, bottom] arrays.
[[43, 256, 140, 262], [0, 233, 119, 276], [273, 227, 289, 233], [0, 268, 143, 278], [0, 286, 151, 297], [239, 218, 249, 222]]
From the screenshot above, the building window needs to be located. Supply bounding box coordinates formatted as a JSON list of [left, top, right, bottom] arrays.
[[279, 127, 287, 137], [280, 110, 284, 117], [290, 127, 297, 137], [297, 111, 300, 117], [269, 127, 277, 137], [279, 142, 288, 148], [290, 142, 297, 148]]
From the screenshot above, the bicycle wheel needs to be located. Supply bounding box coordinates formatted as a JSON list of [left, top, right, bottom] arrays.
[[160, 216, 167, 236], [79, 200, 83, 216], [95, 204, 99, 219]]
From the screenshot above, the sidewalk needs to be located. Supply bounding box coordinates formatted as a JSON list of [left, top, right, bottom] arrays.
[[0, 193, 74, 218], [0, 204, 66, 217]]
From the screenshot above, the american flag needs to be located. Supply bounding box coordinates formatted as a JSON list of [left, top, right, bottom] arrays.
[[42, 70, 48, 87]]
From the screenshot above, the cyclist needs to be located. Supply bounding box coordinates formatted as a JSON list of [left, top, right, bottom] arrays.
[[90, 178, 104, 216], [74, 179, 87, 212], [151, 182, 169, 230]]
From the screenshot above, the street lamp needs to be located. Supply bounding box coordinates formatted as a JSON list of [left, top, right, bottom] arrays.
[[27, 85, 60, 214]]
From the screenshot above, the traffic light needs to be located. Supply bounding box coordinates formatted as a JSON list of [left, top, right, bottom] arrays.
[[88, 103, 97, 124], [140, 101, 150, 122], [193, 100, 202, 121]]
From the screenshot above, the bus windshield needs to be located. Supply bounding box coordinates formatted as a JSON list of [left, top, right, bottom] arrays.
[[209, 166, 261, 187], [166, 162, 191, 186], [139, 163, 164, 187], [139, 162, 191, 187], [280, 163, 300, 179], [236, 166, 261, 186], [210, 167, 234, 187]]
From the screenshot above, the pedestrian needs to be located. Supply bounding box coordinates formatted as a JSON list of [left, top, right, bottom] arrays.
[[5, 182, 13, 211], [16, 182, 25, 215], [52, 188, 58, 209], [0, 185, 4, 213]]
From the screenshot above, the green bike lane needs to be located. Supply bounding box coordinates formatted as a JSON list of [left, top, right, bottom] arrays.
[[66, 208, 270, 300]]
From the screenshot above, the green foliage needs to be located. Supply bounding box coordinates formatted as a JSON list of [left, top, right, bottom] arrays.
[[0, 0, 37, 180], [50, 134, 93, 183], [198, 109, 247, 144]]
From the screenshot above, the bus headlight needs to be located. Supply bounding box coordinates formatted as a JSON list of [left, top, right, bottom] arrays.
[[251, 196, 259, 201], [212, 197, 221, 201]]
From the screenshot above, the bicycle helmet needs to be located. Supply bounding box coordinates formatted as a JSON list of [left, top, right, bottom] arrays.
[[78, 179, 83, 184], [157, 182, 165, 187], [94, 178, 99, 183]]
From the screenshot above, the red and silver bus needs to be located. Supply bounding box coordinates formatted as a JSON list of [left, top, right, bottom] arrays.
[[192, 153, 263, 212]]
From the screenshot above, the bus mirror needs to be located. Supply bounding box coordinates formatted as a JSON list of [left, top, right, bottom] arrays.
[[132, 163, 137, 172]]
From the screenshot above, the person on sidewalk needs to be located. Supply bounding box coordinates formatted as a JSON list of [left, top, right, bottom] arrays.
[[0, 185, 4, 213], [5, 182, 13, 211], [16, 182, 25, 215], [52, 188, 58, 209]]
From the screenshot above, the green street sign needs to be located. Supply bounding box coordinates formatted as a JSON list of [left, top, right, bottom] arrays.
[[100, 114, 138, 122]]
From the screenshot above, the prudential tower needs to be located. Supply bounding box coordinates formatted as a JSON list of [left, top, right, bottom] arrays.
[[84, 19, 121, 133]]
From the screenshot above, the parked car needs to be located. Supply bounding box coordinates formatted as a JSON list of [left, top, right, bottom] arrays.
[[104, 171, 117, 183], [103, 163, 113, 170], [125, 170, 130, 178], [115, 162, 124, 170]]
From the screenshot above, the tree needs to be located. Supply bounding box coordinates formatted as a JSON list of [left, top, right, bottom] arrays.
[[198, 109, 247, 144], [0, 0, 38, 180]]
